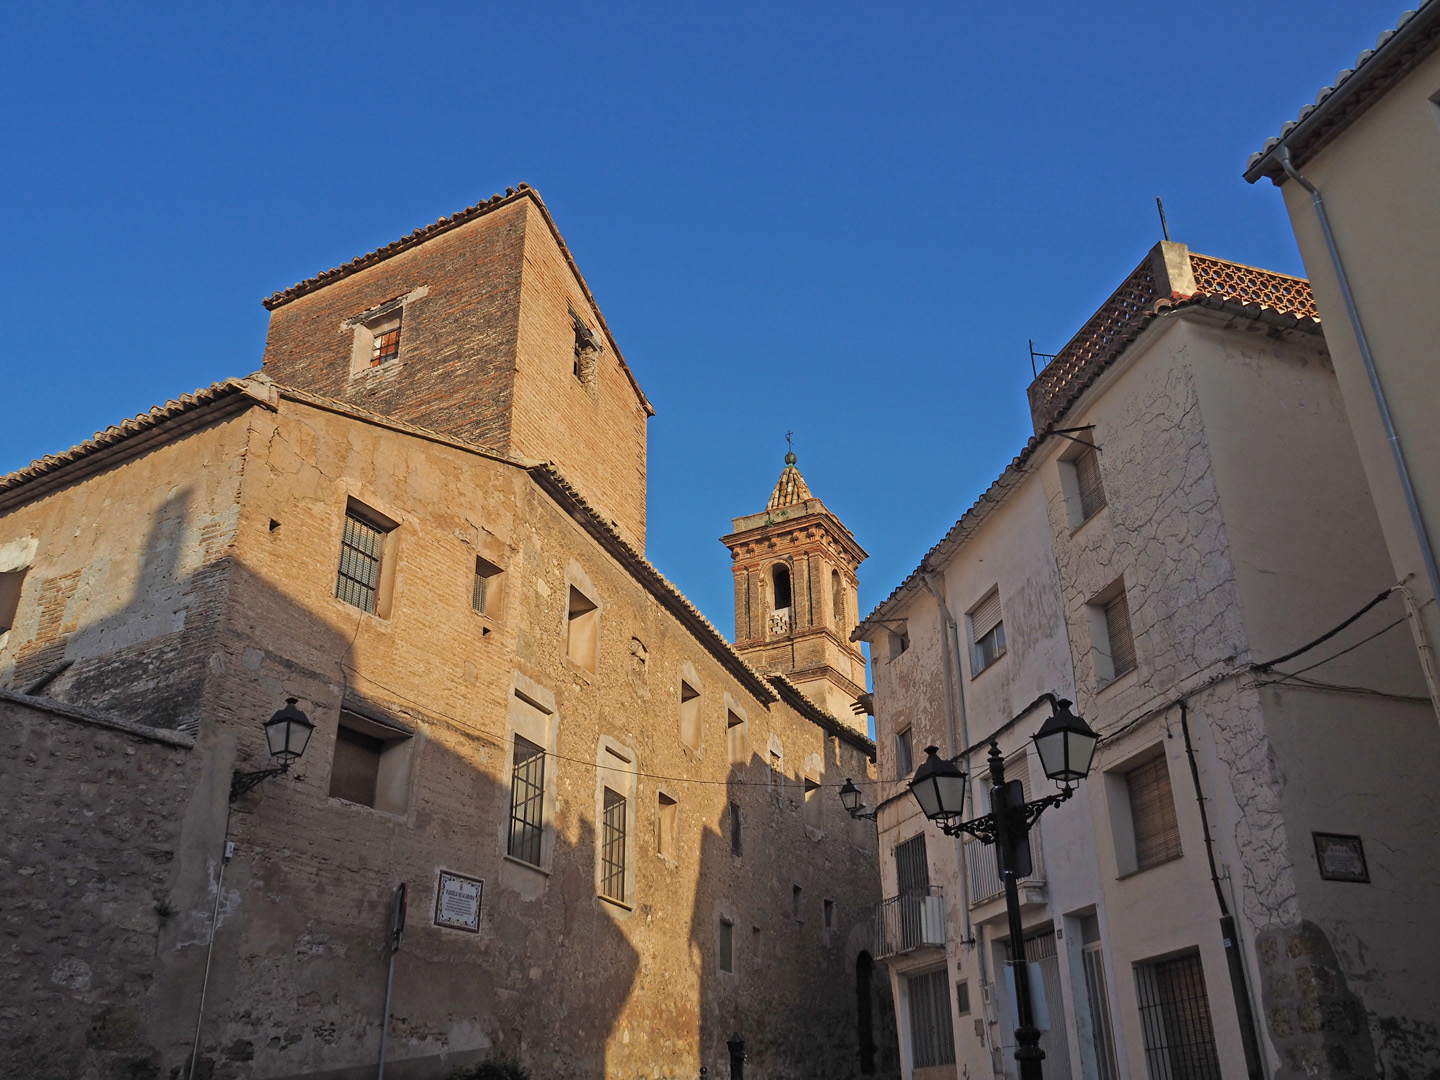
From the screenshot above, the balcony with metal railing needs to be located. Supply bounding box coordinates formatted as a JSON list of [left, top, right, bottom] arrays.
[[964, 834, 1047, 908], [875, 887, 946, 959]]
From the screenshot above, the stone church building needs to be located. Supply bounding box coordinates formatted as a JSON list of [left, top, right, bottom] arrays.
[[0, 186, 898, 1080]]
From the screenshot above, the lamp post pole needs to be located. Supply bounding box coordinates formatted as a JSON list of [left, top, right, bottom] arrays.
[[885, 697, 1099, 1080], [985, 744, 1046, 1080]]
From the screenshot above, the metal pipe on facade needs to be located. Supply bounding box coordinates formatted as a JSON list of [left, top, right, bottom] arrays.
[[188, 804, 233, 1080], [1278, 147, 1440, 711], [1177, 701, 1265, 1080]]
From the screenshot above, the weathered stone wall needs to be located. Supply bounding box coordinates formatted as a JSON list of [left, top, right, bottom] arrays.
[[0, 691, 223, 1080], [1, 390, 895, 1080]]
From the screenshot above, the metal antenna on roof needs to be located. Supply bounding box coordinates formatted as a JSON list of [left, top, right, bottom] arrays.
[[1156, 197, 1171, 242]]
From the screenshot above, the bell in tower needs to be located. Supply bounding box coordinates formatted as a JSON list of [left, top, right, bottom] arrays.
[[721, 448, 869, 730]]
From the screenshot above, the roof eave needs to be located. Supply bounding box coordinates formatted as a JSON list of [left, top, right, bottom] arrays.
[[1245, 1, 1440, 185]]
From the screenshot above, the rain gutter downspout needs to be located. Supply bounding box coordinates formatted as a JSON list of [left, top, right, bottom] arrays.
[[1178, 701, 1265, 1080], [1279, 146, 1440, 720]]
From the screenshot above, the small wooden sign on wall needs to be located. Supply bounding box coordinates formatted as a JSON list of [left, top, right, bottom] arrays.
[[1313, 833, 1369, 883]]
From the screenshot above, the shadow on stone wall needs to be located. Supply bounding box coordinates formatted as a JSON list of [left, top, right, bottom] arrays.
[[3, 492, 640, 1080], [688, 760, 899, 1080]]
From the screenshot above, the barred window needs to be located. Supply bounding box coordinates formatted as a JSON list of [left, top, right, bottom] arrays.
[[600, 787, 627, 902], [1106, 591, 1136, 679], [508, 735, 546, 866], [1128, 755, 1182, 871], [908, 968, 956, 1068], [1075, 445, 1106, 520], [1135, 951, 1221, 1080], [336, 509, 389, 614]]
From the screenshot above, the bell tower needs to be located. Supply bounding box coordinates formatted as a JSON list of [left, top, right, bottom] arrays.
[[721, 450, 869, 730]]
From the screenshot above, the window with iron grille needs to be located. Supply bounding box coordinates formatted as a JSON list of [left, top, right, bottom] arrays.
[[907, 968, 956, 1068], [472, 555, 502, 616], [1105, 590, 1136, 679], [1127, 754, 1183, 870], [600, 787, 627, 902], [369, 313, 401, 365], [1134, 951, 1222, 1080], [1075, 445, 1106, 521], [508, 735, 546, 866], [969, 589, 1006, 674], [335, 509, 389, 614]]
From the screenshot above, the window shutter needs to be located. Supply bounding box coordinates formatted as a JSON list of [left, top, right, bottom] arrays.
[[1127, 756, 1182, 870], [1075, 446, 1106, 519], [971, 589, 1003, 642], [1105, 591, 1136, 677]]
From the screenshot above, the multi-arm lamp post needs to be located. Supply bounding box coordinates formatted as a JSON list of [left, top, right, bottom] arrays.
[[843, 696, 1099, 1080]]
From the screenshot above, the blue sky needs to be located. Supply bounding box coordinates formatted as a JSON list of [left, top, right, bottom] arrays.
[[0, 1, 1405, 647]]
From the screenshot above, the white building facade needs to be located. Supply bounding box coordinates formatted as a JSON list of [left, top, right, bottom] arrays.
[[855, 243, 1440, 1080]]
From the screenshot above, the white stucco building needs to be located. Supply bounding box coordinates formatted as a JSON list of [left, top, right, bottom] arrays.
[[854, 242, 1440, 1080]]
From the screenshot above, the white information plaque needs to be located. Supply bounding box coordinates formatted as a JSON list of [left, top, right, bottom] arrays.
[[434, 871, 483, 932]]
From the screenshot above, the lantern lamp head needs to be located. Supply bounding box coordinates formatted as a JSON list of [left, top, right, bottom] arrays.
[[839, 777, 863, 816], [1031, 697, 1098, 786], [908, 746, 967, 822], [264, 698, 315, 767]]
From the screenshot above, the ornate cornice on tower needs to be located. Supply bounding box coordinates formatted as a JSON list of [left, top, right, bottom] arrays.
[[720, 452, 869, 731]]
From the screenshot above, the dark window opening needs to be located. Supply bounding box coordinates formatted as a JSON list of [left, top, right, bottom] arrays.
[[329, 725, 383, 806], [1135, 951, 1221, 1080], [729, 800, 742, 856], [772, 564, 792, 610], [473, 555, 502, 616], [600, 787, 627, 901]]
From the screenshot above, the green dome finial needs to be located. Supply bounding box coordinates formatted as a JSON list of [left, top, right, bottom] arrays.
[[784, 450, 797, 466]]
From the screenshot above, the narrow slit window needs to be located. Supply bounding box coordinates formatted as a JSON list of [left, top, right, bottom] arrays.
[[679, 680, 702, 750], [729, 800, 742, 856], [566, 585, 599, 672], [656, 792, 678, 859], [508, 735, 546, 866], [473, 556, 502, 616], [719, 919, 734, 973], [793, 884, 804, 921], [727, 710, 747, 767], [1075, 445, 1106, 520], [895, 728, 914, 778], [803, 776, 822, 831], [1105, 591, 1136, 679], [600, 787, 627, 902]]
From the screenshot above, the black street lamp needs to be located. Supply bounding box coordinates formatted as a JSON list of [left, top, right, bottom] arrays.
[[839, 777, 878, 821], [909, 696, 1098, 1080], [230, 697, 315, 801]]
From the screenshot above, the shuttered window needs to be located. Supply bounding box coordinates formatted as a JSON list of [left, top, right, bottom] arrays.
[[1128, 755, 1182, 870], [1075, 445, 1106, 520], [970, 589, 1006, 673], [895, 834, 930, 895], [1106, 591, 1136, 679], [908, 968, 956, 1068]]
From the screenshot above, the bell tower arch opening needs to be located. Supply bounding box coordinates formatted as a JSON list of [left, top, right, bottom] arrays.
[[720, 446, 870, 729]]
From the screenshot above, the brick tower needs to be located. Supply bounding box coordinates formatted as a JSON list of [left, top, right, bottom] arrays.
[[721, 451, 869, 729]]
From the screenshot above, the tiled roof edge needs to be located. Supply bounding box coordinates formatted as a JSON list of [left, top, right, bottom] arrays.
[[260, 185, 654, 417], [766, 672, 876, 758], [0, 376, 276, 514], [0, 685, 197, 749], [855, 294, 1325, 638], [1245, 1, 1440, 183]]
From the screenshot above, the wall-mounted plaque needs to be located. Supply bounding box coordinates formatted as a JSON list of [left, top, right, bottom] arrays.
[[1313, 833, 1369, 883], [435, 871, 483, 932]]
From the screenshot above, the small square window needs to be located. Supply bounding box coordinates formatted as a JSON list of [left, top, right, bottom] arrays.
[[0, 568, 26, 634], [328, 711, 413, 814]]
